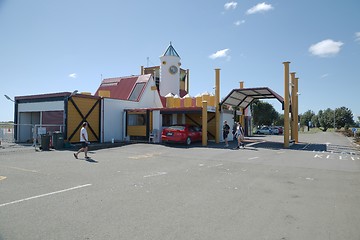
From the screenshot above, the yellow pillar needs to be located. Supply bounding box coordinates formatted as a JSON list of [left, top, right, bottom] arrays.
[[202, 101, 208, 146], [141, 66, 144, 75], [290, 72, 296, 142], [239, 81, 244, 127], [294, 77, 299, 143], [215, 68, 221, 144], [283, 62, 290, 148], [186, 69, 190, 93]]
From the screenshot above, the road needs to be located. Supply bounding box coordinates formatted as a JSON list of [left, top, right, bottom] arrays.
[[0, 132, 359, 240]]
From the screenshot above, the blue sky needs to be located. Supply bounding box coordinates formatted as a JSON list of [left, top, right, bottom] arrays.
[[1, 0, 359, 121]]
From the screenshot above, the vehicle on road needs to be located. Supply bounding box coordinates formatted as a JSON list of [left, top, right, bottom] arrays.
[[271, 127, 279, 135], [161, 124, 202, 145], [254, 126, 273, 135], [272, 126, 283, 135]]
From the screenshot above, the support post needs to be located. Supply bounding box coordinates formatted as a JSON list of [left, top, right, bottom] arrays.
[[202, 101, 208, 146], [186, 69, 190, 93], [283, 62, 290, 148], [239, 81, 245, 127], [290, 72, 296, 142], [215, 69, 221, 144], [294, 77, 299, 143]]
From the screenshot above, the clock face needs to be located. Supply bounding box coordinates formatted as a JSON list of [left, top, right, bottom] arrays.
[[169, 65, 178, 74]]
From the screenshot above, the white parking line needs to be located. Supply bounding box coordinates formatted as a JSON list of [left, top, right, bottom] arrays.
[[302, 143, 310, 150], [143, 172, 167, 178], [246, 141, 266, 147], [0, 184, 92, 208]]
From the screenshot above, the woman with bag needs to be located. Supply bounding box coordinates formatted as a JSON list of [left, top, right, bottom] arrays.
[[236, 122, 245, 149]]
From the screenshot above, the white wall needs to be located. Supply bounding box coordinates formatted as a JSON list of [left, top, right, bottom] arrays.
[[102, 98, 126, 142], [159, 55, 180, 97], [137, 75, 163, 108], [151, 110, 161, 143]]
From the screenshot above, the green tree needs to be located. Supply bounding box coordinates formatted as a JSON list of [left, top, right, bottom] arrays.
[[300, 110, 315, 127], [311, 114, 320, 128], [274, 113, 284, 126], [318, 108, 334, 131], [335, 106, 354, 129], [251, 100, 279, 126]]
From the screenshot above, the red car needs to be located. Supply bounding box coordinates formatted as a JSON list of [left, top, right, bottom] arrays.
[[273, 126, 283, 135], [161, 125, 202, 145]]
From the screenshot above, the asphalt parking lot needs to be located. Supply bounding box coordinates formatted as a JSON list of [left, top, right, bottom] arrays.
[[1, 132, 359, 240]]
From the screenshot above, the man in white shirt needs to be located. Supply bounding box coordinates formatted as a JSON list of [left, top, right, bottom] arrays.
[[74, 122, 90, 159]]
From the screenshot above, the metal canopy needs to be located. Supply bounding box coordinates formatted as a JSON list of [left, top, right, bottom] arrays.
[[220, 87, 284, 110]]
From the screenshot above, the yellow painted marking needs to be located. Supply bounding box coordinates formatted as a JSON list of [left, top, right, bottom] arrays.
[[0, 176, 7, 181], [0, 165, 38, 173]]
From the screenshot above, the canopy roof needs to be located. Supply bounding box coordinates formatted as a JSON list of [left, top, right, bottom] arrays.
[[220, 87, 284, 110]]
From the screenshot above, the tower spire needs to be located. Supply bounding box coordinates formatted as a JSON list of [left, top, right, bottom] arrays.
[[162, 42, 180, 58]]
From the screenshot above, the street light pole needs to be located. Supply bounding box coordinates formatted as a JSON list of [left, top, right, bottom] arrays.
[[4, 95, 15, 102]]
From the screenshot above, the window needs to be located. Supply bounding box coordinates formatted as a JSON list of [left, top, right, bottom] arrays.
[[128, 82, 145, 101], [128, 114, 146, 126]]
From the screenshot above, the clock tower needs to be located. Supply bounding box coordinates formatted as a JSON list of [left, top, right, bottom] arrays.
[[159, 42, 181, 97]]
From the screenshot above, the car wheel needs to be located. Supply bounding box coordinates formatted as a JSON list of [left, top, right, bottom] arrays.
[[186, 137, 192, 145], [256, 131, 260, 134]]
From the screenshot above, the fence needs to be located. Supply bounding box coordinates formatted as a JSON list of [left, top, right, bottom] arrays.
[[0, 123, 15, 143], [0, 123, 64, 149]]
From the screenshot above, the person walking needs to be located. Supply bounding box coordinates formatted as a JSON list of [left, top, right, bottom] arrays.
[[74, 122, 90, 159], [236, 122, 245, 149], [223, 120, 230, 147], [232, 121, 238, 140]]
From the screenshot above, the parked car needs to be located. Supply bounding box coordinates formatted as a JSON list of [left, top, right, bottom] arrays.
[[272, 126, 283, 135], [271, 127, 279, 135], [161, 124, 202, 145], [254, 126, 273, 135]]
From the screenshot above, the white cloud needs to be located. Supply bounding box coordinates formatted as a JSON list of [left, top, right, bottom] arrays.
[[246, 2, 273, 15], [209, 49, 230, 59], [234, 20, 245, 26], [320, 73, 329, 79], [224, 2, 237, 10], [355, 32, 360, 42], [309, 39, 344, 57], [68, 73, 77, 78]]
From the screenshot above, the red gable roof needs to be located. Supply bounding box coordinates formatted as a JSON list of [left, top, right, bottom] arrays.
[[95, 75, 151, 101]]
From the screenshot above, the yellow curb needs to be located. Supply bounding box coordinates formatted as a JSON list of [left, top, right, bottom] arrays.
[[0, 176, 7, 181]]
